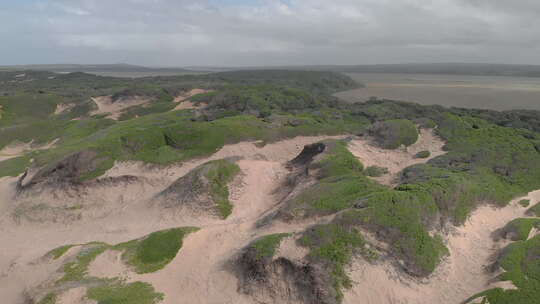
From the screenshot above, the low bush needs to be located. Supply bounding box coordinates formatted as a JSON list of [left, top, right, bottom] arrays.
[[368, 119, 419, 149], [415, 150, 431, 159], [364, 165, 389, 177]]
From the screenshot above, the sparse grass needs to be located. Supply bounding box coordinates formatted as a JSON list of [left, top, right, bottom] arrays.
[[37, 293, 57, 304], [114, 227, 199, 274], [58, 242, 108, 283], [87, 281, 164, 304], [250, 233, 291, 260]]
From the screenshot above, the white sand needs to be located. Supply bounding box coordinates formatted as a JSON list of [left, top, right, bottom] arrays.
[[343, 190, 540, 304], [347, 128, 446, 185]]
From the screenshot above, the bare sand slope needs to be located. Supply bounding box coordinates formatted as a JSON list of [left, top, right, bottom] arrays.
[[347, 128, 445, 185], [0, 139, 59, 162], [343, 190, 540, 304], [90, 96, 150, 120], [0, 135, 344, 304]]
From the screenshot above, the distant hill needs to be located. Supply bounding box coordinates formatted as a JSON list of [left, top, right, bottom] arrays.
[[0, 64, 196, 77]]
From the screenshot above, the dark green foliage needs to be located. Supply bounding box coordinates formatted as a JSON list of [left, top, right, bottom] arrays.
[[500, 218, 540, 241], [519, 199, 531, 207], [528, 203, 540, 217], [250, 233, 291, 260], [364, 165, 389, 177], [87, 281, 164, 304], [114, 227, 199, 274], [369, 119, 419, 149], [415, 150, 431, 159]]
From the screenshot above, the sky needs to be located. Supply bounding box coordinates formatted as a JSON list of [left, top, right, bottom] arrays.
[[1, 0, 540, 67]]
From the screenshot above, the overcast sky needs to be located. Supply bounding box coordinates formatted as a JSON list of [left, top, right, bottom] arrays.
[[2, 0, 540, 66]]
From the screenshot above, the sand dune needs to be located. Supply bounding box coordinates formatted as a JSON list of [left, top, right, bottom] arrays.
[[347, 128, 446, 185], [1, 132, 537, 304]]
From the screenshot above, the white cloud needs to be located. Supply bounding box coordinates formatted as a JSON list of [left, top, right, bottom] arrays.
[[1, 0, 540, 65]]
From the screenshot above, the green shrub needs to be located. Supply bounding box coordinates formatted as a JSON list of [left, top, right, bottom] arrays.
[[528, 203, 540, 216], [364, 165, 389, 177], [37, 293, 57, 304], [369, 119, 419, 149], [519, 199, 531, 207], [473, 235, 540, 303], [205, 159, 241, 218], [299, 224, 366, 299], [415, 150, 431, 159]]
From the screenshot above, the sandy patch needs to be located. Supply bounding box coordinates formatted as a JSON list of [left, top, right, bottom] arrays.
[[0, 139, 59, 162], [57, 287, 96, 304], [87, 249, 130, 279], [276, 235, 309, 263], [343, 190, 540, 304], [54, 103, 76, 115], [347, 128, 446, 185], [90, 96, 150, 120]]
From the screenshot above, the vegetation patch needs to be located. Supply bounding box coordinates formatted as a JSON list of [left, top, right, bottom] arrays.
[[415, 150, 431, 159], [249, 233, 291, 260], [499, 218, 540, 241], [205, 159, 241, 218], [46, 244, 77, 260], [368, 119, 419, 149], [37, 293, 57, 304], [87, 281, 164, 304], [299, 224, 366, 300], [519, 199, 531, 207], [114, 227, 199, 274], [470, 235, 540, 304], [58, 242, 108, 283], [364, 165, 389, 177], [527, 203, 540, 217]]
